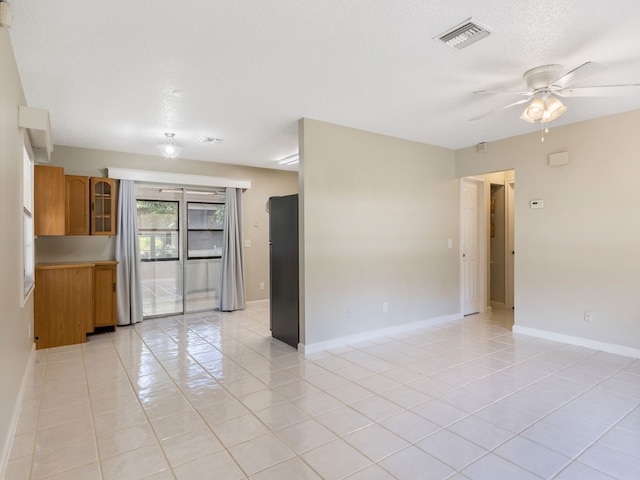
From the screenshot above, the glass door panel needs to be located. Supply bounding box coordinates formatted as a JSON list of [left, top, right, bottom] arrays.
[[185, 259, 222, 312], [185, 201, 224, 312], [137, 199, 183, 317]]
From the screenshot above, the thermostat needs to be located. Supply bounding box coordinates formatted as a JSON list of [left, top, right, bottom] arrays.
[[530, 199, 544, 209]]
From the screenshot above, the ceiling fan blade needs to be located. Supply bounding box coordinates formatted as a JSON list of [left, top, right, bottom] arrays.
[[551, 62, 608, 88], [473, 89, 532, 96], [469, 98, 531, 121], [559, 84, 640, 97]]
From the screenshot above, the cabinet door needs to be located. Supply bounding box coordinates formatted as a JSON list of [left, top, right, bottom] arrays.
[[94, 263, 117, 327], [34, 265, 94, 349], [34, 165, 65, 235], [65, 175, 90, 235], [91, 178, 117, 235]]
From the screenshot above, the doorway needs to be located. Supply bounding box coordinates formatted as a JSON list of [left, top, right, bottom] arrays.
[[461, 171, 515, 315]]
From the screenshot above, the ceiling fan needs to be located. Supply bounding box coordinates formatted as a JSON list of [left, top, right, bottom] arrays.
[[470, 62, 640, 130]]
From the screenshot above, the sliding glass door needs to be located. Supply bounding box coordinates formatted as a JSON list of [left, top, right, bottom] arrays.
[[136, 186, 225, 318]]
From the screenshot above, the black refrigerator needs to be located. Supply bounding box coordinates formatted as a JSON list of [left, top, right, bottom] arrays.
[[269, 194, 299, 348]]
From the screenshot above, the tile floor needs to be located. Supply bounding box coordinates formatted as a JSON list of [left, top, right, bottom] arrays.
[[5, 304, 640, 479]]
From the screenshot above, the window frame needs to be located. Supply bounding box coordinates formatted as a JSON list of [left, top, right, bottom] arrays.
[[22, 139, 35, 306], [136, 199, 181, 262], [186, 201, 225, 260]]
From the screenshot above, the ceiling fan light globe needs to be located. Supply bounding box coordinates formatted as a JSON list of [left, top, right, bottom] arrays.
[[542, 97, 567, 122], [519, 111, 535, 123], [521, 97, 545, 122]]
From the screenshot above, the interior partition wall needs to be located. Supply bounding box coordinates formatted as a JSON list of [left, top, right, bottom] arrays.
[[135, 185, 225, 318]]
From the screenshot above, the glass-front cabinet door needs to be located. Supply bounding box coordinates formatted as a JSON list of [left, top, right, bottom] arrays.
[[91, 178, 116, 235]]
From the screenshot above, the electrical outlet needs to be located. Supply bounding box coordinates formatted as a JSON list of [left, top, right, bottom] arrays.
[[259, 282, 265, 290], [584, 311, 594, 322], [383, 302, 389, 313]]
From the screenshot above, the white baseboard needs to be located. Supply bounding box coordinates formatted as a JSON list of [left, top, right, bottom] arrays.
[[490, 301, 506, 310], [0, 344, 36, 479], [246, 299, 269, 306], [512, 325, 640, 359], [299, 313, 463, 356]]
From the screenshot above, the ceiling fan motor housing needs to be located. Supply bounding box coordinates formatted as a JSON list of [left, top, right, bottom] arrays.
[[523, 64, 564, 91]]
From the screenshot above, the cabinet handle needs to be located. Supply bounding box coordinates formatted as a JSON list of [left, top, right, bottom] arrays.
[[91, 202, 95, 212], [113, 283, 116, 292]]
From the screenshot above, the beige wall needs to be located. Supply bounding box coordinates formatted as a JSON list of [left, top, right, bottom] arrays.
[[0, 29, 34, 473], [38, 145, 298, 302], [300, 119, 460, 346], [456, 110, 640, 350]]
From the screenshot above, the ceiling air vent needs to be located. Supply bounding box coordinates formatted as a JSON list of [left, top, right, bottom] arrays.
[[437, 18, 491, 50]]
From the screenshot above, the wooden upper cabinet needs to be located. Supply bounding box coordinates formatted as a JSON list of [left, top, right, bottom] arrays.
[[91, 177, 116, 235], [65, 175, 90, 235], [34, 165, 65, 235]]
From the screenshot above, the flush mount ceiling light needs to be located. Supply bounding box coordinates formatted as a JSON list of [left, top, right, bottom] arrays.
[[157, 133, 182, 158]]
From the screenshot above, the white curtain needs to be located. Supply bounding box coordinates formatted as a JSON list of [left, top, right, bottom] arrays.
[[220, 187, 246, 311], [115, 180, 143, 324]]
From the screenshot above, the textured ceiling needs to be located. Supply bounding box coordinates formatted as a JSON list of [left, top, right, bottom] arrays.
[[8, 0, 640, 170]]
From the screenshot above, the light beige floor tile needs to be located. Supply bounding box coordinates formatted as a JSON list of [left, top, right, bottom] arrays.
[[4, 455, 32, 480], [315, 405, 374, 436], [380, 446, 455, 480], [344, 464, 396, 479], [212, 413, 270, 447], [16, 305, 640, 480], [302, 438, 372, 480], [9, 431, 35, 459], [251, 457, 322, 480], [379, 410, 441, 443], [344, 423, 409, 462], [150, 409, 207, 441], [228, 433, 295, 475], [32, 438, 98, 479], [254, 401, 310, 430], [97, 423, 158, 459], [161, 427, 224, 467], [100, 444, 169, 480], [173, 450, 245, 480], [416, 429, 487, 470], [94, 404, 148, 435], [35, 416, 95, 453], [40, 462, 102, 480], [275, 418, 337, 454]]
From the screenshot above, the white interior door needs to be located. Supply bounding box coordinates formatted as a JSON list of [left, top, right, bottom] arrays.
[[461, 179, 482, 315], [506, 180, 515, 309]]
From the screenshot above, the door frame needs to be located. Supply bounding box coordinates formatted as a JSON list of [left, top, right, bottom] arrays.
[[459, 177, 487, 316], [505, 179, 515, 309]]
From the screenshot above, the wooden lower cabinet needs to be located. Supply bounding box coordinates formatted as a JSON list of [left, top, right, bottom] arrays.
[[35, 264, 94, 349], [34, 260, 118, 349], [94, 261, 117, 327]]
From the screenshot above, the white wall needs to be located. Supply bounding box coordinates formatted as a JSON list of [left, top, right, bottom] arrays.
[[38, 145, 298, 302], [456, 110, 640, 351], [0, 28, 35, 474], [300, 118, 460, 347]]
